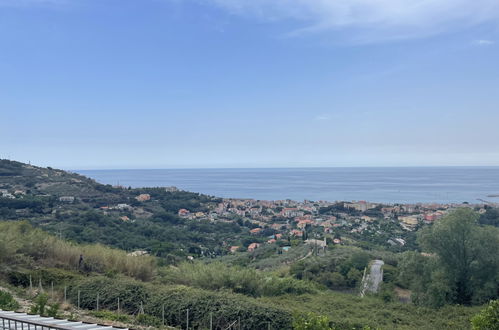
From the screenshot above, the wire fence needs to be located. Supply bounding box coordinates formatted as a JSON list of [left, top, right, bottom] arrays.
[[21, 277, 277, 330]]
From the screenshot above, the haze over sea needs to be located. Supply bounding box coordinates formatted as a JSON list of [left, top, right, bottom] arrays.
[[77, 167, 499, 204]]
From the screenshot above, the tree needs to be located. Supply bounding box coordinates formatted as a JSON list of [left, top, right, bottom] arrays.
[[479, 207, 499, 227], [471, 300, 499, 330], [416, 208, 499, 305], [346, 268, 362, 287]]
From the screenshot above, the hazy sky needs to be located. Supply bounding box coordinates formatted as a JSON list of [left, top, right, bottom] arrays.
[[1, 0, 499, 169]]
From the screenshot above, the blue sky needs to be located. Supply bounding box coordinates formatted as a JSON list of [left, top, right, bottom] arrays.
[[1, 0, 499, 169]]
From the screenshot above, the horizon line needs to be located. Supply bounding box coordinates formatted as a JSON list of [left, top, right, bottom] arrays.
[[71, 165, 499, 171]]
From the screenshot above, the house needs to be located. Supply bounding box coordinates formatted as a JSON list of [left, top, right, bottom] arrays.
[[271, 223, 284, 230], [297, 219, 313, 229], [120, 216, 130, 222], [250, 228, 262, 235], [305, 238, 327, 248], [361, 216, 374, 222], [116, 203, 131, 210], [290, 229, 303, 237], [399, 215, 419, 230], [267, 238, 277, 244], [394, 238, 406, 246], [229, 246, 240, 253], [178, 209, 190, 217], [1, 193, 15, 199], [247, 243, 261, 252], [59, 196, 75, 203], [248, 208, 261, 216], [402, 204, 417, 213], [127, 250, 149, 257], [344, 201, 377, 212], [280, 208, 303, 218], [135, 194, 151, 202], [275, 233, 283, 240]]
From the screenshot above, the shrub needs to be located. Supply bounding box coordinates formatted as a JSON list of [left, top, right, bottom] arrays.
[[146, 285, 293, 330], [0, 290, 20, 310], [160, 262, 316, 297], [136, 314, 162, 327], [29, 293, 58, 317], [68, 276, 149, 314], [7, 271, 30, 287], [0, 221, 156, 281], [67, 275, 293, 329], [293, 312, 332, 330], [90, 310, 132, 323], [471, 300, 499, 330]]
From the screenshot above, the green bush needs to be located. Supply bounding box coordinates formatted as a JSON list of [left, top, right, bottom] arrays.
[[0, 290, 20, 310], [293, 312, 332, 330], [68, 276, 149, 314], [67, 275, 292, 329], [382, 264, 397, 284], [90, 310, 132, 323], [7, 271, 30, 287], [471, 300, 499, 330], [136, 314, 162, 327], [29, 293, 58, 317], [146, 285, 293, 330], [160, 262, 316, 297]]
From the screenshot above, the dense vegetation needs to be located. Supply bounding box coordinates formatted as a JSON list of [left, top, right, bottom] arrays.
[[0, 159, 266, 259], [1, 160, 498, 329], [290, 250, 371, 291], [398, 208, 499, 307], [0, 219, 492, 329]]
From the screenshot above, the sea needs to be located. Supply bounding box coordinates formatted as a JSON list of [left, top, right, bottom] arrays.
[[76, 167, 499, 204]]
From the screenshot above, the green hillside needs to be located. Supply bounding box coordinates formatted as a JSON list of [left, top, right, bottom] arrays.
[[1, 159, 498, 329]]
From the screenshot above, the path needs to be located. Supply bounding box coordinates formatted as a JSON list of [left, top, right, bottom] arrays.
[[360, 260, 384, 296]]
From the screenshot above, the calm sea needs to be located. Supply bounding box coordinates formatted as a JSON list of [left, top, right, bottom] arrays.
[[76, 167, 499, 204]]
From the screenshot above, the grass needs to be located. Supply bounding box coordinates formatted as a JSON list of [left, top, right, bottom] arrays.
[[0, 221, 156, 281], [0, 220, 483, 329], [261, 292, 481, 330], [158, 261, 318, 297]]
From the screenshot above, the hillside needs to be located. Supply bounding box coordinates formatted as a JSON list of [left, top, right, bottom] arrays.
[[1, 159, 498, 329], [0, 221, 484, 330], [0, 159, 249, 259]]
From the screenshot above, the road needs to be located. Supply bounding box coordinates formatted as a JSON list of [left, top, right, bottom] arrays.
[[361, 259, 384, 296]]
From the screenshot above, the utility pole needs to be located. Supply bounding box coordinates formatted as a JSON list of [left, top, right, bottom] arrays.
[[162, 304, 165, 326]]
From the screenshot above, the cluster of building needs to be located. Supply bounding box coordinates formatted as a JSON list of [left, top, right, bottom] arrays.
[[0, 188, 26, 199], [176, 198, 490, 253]]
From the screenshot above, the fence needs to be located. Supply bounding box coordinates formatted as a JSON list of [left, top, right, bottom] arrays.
[[13, 277, 282, 330], [0, 310, 126, 330]]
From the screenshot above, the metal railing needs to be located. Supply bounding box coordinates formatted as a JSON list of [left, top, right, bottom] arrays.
[[0, 311, 121, 330]]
